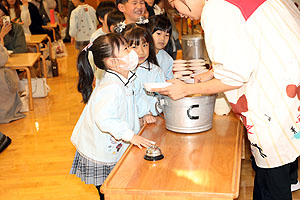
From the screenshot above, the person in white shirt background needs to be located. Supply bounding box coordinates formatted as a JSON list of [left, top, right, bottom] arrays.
[[2, 0, 31, 35], [90, 7, 125, 87], [152, 0, 300, 199], [70, 33, 153, 200], [69, 0, 97, 51], [89, 0, 116, 42]]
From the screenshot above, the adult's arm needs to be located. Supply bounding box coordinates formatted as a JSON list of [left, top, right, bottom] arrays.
[[152, 78, 240, 100], [0, 43, 8, 66]]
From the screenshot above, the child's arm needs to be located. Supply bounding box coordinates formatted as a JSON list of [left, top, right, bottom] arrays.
[[95, 85, 152, 145]]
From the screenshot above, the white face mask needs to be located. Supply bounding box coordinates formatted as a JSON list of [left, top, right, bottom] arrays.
[[117, 50, 139, 71]]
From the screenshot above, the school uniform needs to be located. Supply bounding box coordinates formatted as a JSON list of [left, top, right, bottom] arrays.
[[70, 70, 140, 186], [202, 0, 300, 198], [134, 61, 166, 117], [156, 49, 174, 80]]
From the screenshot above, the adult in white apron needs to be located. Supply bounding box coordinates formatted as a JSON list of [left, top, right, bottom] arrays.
[[153, 0, 300, 199]]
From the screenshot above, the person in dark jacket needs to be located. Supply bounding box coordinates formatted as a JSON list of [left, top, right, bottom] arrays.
[[27, 2, 53, 41], [0, 3, 27, 53]]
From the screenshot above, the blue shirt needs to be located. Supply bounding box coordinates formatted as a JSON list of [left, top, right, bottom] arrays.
[[134, 61, 166, 117], [156, 49, 174, 80], [71, 71, 140, 163]]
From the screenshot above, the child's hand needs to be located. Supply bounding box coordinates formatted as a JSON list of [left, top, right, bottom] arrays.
[[130, 135, 153, 149], [142, 113, 156, 125]]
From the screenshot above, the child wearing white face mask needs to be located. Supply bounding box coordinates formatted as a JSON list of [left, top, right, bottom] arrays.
[[120, 23, 166, 125], [70, 33, 153, 200]]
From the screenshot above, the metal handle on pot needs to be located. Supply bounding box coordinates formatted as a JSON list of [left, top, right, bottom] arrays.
[[187, 104, 199, 120], [155, 98, 164, 119]]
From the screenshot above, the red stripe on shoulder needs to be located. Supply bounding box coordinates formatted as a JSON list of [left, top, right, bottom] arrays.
[[225, 0, 267, 21]]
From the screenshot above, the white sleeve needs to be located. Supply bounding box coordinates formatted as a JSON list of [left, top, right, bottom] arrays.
[[20, 5, 31, 26], [69, 10, 77, 37], [202, 3, 258, 86], [94, 85, 134, 142]]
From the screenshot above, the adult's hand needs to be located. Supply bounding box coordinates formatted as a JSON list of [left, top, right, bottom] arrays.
[[194, 69, 214, 83], [0, 23, 12, 39], [151, 79, 189, 100]]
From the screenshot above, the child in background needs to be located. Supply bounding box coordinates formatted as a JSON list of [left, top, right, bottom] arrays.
[[90, 9, 124, 87], [120, 23, 166, 124], [149, 15, 173, 80], [116, 0, 146, 24], [89, 1, 116, 87], [107, 10, 125, 33], [90, 1, 116, 42], [69, 0, 97, 51], [70, 33, 153, 200]]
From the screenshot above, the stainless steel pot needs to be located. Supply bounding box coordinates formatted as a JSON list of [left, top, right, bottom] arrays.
[[157, 95, 216, 133], [181, 34, 209, 60]]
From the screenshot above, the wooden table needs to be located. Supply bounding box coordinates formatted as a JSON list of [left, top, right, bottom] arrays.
[[5, 53, 47, 111], [42, 22, 60, 41], [101, 113, 243, 200], [26, 34, 53, 59]]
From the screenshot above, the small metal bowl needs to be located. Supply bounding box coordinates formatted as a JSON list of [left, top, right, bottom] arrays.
[[144, 145, 164, 161]]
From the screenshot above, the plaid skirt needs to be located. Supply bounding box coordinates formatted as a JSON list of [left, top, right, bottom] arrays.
[[70, 151, 116, 186]]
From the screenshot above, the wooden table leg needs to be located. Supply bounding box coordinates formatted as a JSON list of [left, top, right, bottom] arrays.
[[40, 55, 47, 79], [46, 36, 54, 59], [24, 67, 34, 111]]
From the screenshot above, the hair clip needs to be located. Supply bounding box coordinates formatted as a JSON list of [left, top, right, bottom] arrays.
[[114, 21, 126, 33], [82, 42, 93, 52], [136, 16, 149, 24], [82, 42, 93, 51]]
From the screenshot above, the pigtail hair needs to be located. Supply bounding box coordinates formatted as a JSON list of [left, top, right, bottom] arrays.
[[77, 50, 94, 104]]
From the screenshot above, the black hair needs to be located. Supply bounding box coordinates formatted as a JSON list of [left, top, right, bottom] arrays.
[[80, 0, 85, 2], [148, 15, 173, 58], [116, 0, 128, 6], [0, 3, 9, 17], [144, 1, 154, 17], [148, 14, 172, 35], [96, 1, 116, 25], [107, 9, 125, 32], [153, 0, 162, 5], [77, 33, 127, 103], [122, 23, 158, 66]]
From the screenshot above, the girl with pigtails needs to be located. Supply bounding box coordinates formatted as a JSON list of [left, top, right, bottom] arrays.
[[70, 33, 153, 200]]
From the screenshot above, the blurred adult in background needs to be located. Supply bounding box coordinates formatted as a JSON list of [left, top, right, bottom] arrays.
[[0, 3, 27, 53], [29, 0, 57, 22], [26, 0, 54, 41], [0, 30, 26, 124], [2, 0, 31, 35], [29, 0, 58, 40], [62, 0, 74, 43]]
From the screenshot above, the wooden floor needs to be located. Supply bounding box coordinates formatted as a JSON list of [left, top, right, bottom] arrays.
[[0, 43, 300, 200]]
